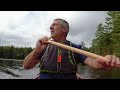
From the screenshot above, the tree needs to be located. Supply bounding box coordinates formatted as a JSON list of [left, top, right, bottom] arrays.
[[106, 11, 120, 57], [90, 23, 113, 56], [90, 11, 120, 57]]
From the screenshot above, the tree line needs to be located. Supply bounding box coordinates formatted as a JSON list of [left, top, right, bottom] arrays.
[[0, 45, 33, 60], [90, 11, 120, 57]]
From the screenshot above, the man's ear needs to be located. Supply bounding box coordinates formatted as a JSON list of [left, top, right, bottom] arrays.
[[62, 28, 67, 33]]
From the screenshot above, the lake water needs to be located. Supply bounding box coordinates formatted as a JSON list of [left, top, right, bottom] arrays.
[[0, 58, 120, 79]]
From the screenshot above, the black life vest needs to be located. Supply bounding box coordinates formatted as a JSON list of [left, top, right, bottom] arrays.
[[39, 40, 81, 73]]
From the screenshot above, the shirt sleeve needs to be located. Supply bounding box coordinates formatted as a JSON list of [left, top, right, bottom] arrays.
[[72, 44, 88, 64]]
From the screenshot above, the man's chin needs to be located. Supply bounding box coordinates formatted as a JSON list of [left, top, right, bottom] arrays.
[[51, 34, 55, 38], [51, 35, 56, 41]]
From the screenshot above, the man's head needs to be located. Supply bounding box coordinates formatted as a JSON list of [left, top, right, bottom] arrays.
[[50, 18, 69, 41]]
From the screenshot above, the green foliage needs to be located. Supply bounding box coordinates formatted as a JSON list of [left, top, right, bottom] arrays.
[[0, 45, 33, 60], [90, 11, 120, 57]]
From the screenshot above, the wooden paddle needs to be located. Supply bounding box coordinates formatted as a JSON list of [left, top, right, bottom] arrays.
[[47, 40, 120, 68]]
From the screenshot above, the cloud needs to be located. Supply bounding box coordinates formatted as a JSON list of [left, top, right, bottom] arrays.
[[0, 11, 107, 48], [67, 11, 107, 47]]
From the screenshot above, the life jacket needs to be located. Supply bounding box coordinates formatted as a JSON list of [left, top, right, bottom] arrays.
[[39, 40, 82, 74]]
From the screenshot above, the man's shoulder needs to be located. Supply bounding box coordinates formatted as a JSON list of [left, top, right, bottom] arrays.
[[67, 40, 82, 49]]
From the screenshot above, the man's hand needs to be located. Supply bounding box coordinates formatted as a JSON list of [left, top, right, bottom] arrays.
[[97, 55, 120, 70], [35, 36, 50, 53]]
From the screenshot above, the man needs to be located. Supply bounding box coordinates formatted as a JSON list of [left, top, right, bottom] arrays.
[[23, 18, 120, 79]]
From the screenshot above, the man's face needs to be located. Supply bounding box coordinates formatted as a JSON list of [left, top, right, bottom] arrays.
[[50, 20, 64, 38]]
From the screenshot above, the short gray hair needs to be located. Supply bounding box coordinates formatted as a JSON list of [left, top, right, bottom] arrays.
[[54, 18, 69, 34]]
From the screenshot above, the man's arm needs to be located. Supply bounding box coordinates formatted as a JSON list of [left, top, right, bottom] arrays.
[[23, 49, 41, 69], [84, 55, 120, 70], [84, 57, 101, 69], [23, 37, 49, 69]]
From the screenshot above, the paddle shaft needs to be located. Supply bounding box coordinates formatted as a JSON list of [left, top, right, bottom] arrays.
[[47, 40, 120, 68]]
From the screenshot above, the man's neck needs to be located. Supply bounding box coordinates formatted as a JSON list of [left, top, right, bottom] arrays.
[[52, 37, 66, 42]]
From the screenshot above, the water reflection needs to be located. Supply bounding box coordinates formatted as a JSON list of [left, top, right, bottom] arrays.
[[0, 59, 120, 79], [78, 63, 120, 79]]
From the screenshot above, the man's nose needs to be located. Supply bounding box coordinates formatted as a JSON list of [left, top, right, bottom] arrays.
[[50, 26, 53, 30]]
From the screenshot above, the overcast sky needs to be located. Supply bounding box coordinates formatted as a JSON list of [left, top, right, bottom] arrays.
[[0, 11, 108, 48]]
